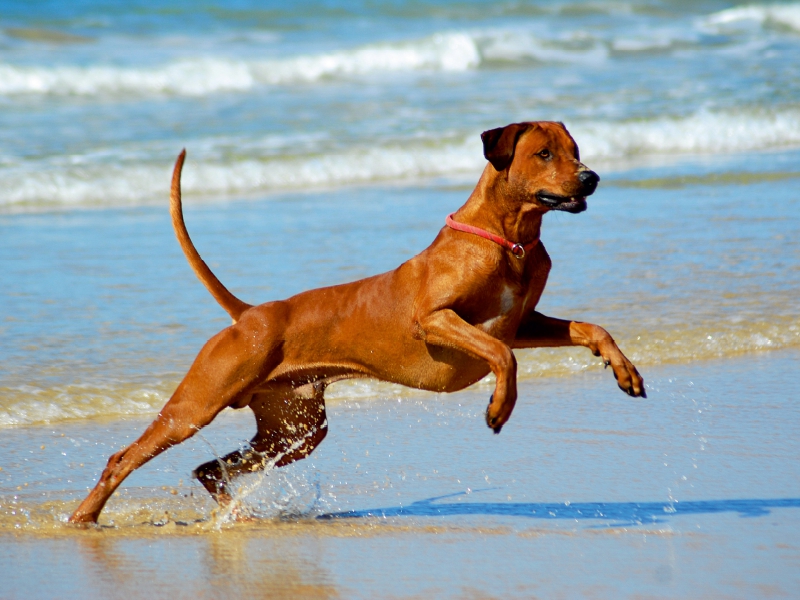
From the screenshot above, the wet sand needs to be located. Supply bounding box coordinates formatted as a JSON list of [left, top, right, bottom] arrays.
[[2, 350, 798, 599]]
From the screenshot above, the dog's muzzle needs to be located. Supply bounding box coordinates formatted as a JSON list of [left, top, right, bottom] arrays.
[[536, 170, 600, 214]]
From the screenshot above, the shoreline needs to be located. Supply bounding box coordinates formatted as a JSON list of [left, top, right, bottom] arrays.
[[2, 347, 798, 530], [0, 342, 798, 431], [1, 348, 798, 598]]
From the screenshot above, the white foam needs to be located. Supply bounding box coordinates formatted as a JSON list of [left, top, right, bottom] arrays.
[[3, 106, 800, 211], [610, 26, 701, 52], [0, 27, 619, 100], [256, 32, 480, 83], [573, 108, 800, 160], [0, 31, 480, 98], [704, 3, 800, 32], [0, 136, 485, 209], [0, 383, 167, 427], [477, 29, 608, 63], [13, 15, 783, 101], [0, 58, 256, 97], [1, 321, 797, 427]]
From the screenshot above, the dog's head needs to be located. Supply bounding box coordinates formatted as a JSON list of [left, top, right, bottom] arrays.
[[481, 121, 598, 214]]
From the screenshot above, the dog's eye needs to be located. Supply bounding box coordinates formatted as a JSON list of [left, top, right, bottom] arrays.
[[538, 149, 551, 159]]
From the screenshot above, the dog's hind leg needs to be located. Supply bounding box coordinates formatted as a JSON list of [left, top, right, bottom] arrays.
[[69, 309, 286, 524], [69, 382, 231, 524], [194, 382, 328, 507]]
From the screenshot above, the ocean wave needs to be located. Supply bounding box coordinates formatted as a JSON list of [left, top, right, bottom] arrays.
[[477, 29, 608, 63], [3, 106, 800, 210], [0, 32, 480, 98], [572, 108, 800, 159], [609, 25, 702, 52], [5, 12, 789, 101], [0, 382, 170, 427], [704, 3, 800, 33], [0, 136, 484, 209], [0, 58, 256, 97], [2, 3, 796, 101], [0, 28, 619, 99]]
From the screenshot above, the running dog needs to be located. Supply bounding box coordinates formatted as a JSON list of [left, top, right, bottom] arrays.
[[70, 121, 645, 523]]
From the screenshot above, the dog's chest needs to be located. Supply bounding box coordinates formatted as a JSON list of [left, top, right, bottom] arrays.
[[475, 283, 521, 335]]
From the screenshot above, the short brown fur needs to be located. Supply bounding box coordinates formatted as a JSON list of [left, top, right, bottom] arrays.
[[70, 121, 644, 524]]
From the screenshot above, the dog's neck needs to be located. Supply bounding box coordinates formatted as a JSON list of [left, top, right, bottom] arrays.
[[453, 164, 544, 247]]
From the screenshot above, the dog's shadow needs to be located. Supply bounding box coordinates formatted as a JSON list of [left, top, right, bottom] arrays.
[[317, 490, 800, 527]]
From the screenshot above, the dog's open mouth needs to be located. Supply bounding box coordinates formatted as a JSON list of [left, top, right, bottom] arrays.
[[536, 192, 587, 214]]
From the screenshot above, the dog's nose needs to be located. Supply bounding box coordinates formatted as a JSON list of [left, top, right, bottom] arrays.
[[578, 170, 600, 194]]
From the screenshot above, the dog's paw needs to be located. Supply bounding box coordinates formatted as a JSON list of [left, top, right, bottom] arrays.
[[485, 395, 504, 434], [610, 358, 646, 398], [592, 331, 646, 398]]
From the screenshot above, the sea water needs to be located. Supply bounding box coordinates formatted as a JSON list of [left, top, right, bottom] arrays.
[[0, 1, 799, 598], [2, 0, 800, 211]]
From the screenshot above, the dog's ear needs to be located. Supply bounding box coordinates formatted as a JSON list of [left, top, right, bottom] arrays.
[[481, 123, 531, 171]]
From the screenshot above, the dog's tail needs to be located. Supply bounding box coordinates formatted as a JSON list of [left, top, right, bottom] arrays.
[[170, 150, 253, 323]]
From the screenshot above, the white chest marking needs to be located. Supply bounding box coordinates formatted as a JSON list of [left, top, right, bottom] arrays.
[[480, 285, 516, 332]]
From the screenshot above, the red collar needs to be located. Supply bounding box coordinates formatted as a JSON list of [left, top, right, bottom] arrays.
[[445, 213, 539, 259]]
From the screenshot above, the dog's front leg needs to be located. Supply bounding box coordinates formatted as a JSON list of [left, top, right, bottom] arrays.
[[514, 311, 646, 397], [415, 308, 517, 433]]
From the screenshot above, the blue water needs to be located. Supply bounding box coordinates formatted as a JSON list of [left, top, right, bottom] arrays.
[[2, 0, 800, 208], [2, 173, 798, 424]]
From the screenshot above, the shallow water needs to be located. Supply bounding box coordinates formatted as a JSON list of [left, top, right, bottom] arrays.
[[2, 170, 798, 425], [1, 352, 799, 598]]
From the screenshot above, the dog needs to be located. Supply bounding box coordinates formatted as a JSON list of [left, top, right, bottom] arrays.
[[69, 121, 645, 524]]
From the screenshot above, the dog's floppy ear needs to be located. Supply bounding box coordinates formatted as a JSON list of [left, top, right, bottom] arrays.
[[481, 123, 531, 171]]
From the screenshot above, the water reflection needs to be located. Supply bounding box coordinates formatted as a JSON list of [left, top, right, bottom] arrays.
[[70, 527, 340, 599], [320, 491, 800, 526]]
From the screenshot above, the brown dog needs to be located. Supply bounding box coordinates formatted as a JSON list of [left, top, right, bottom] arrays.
[[69, 121, 644, 524]]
